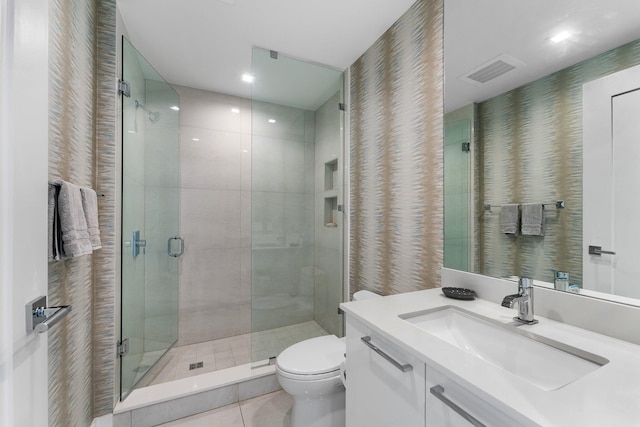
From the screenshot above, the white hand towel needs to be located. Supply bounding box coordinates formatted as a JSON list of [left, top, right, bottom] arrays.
[[58, 181, 93, 258], [521, 203, 545, 236], [80, 187, 102, 250], [500, 204, 519, 236]]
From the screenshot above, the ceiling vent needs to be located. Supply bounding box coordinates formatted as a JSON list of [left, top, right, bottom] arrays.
[[459, 54, 524, 85]]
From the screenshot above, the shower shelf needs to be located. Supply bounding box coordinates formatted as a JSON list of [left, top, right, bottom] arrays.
[[324, 196, 339, 227], [324, 159, 338, 191]]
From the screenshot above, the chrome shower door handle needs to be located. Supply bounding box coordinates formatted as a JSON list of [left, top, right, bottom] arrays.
[[168, 236, 184, 257], [132, 230, 146, 258]]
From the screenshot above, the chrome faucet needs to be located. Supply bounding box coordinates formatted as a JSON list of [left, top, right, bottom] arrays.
[[509, 277, 538, 325]]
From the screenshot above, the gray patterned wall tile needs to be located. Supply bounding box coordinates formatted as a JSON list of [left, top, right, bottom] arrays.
[[350, 0, 444, 296], [48, 0, 116, 424]]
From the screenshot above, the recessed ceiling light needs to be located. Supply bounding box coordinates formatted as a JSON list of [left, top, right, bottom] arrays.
[[242, 73, 255, 83], [268, 119, 276, 124], [231, 108, 240, 114], [551, 31, 572, 43], [192, 138, 200, 141], [242, 149, 249, 153], [170, 106, 180, 111]]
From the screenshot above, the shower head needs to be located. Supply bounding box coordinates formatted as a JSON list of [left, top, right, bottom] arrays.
[[135, 100, 162, 123], [148, 111, 162, 123]]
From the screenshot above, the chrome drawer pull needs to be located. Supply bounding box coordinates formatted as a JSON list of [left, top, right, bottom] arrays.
[[430, 385, 485, 427], [361, 336, 412, 372]]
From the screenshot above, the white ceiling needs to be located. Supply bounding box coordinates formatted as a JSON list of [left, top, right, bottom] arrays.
[[118, 0, 416, 107], [118, 0, 640, 112]]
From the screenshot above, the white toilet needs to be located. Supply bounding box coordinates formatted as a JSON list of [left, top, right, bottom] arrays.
[[276, 290, 381, 427]]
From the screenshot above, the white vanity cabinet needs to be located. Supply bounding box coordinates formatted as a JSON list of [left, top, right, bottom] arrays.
[[345, 316, 426, 427], [346, 315, 527, 427], [341, 287, 640, 426]]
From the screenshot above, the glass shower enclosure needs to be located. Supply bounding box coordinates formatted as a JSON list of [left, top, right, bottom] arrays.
[[120, 38, 181, 399], [118, 41, 345, 394], [250, 48, 345, 364]]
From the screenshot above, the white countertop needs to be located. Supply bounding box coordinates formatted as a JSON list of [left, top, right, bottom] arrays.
[[340, 288, 640, 426]]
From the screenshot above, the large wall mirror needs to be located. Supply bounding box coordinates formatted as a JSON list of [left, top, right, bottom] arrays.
[[443, 0, 640, 304]]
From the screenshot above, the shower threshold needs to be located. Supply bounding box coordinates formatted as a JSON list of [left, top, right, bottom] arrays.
[[113, 362, 278, 426], [113, 320, 329, 426]]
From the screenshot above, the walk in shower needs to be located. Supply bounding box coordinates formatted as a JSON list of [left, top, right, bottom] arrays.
[[120, 40, 345, 399]]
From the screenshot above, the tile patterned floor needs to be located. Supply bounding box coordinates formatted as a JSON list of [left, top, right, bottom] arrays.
[[157, 390, 292, 427], [250, 320, 328, 362], [148, 321, 328, 386]]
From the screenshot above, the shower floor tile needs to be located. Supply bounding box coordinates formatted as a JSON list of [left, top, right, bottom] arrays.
[[147, 320, 328, 386]]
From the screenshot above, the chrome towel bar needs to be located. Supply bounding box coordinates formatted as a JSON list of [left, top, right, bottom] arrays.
[[484, 200, 565, 211], [26, 296, 72, 334]]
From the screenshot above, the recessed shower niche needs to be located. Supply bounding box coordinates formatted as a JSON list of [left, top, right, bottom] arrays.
[[324, 159, 339, 227], [324, 158, 338, 191]]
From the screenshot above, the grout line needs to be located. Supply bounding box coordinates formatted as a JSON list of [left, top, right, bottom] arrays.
[[238, 400, 248, 427]]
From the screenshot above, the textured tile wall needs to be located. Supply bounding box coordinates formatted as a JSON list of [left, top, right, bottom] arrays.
[[349, 0, 444, 295], [48, 0, 96, 424], [476, 39, 640, 284], [48, 0, 116, 424]]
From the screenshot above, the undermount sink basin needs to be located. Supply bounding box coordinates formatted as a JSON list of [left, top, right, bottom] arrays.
[[400, 306, 608, 391]]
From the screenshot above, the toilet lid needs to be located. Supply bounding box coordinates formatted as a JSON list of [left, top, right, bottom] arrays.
[[277, 335, 345, 376]]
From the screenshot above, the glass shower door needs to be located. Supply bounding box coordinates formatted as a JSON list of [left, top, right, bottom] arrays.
[[120, 38, 180, 399], [250, 47, 345, 365], [444, 109, 473, 272]]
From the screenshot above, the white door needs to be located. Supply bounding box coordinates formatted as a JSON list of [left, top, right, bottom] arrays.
[[0, 0, 49, 425], [583, 64, 640, 298]]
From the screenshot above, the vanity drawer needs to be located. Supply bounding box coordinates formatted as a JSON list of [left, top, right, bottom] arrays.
[[425, 364, 528, 427]]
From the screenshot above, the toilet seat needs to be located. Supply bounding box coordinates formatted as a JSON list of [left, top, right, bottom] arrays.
[[276, 335, 345, 379], [276, 365, 340, 381]]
